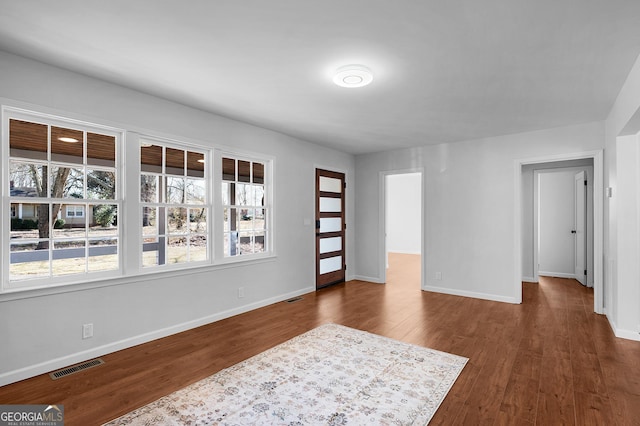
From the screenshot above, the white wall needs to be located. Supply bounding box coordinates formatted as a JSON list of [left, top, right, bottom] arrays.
[[605, 52, 640, 340], [0, 51, 355, 384], [354, 123, 604, 303], [538, 171, 578, 277], [385, 173, 421, 254]]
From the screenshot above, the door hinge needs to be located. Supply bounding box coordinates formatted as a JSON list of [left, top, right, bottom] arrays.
[[584, 269, 587, 275], [584, 180, 587, 186], [344, 181, 346, 189]]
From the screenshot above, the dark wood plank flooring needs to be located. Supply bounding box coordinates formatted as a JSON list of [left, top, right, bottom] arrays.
[[1, 253, 639, 425]]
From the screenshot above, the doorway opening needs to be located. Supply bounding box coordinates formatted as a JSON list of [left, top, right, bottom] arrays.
[[382, 171, 423, 288], [517, 151, 603, 313]]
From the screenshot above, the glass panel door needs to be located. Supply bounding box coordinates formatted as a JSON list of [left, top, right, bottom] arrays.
[[316, 169, 345, 289]]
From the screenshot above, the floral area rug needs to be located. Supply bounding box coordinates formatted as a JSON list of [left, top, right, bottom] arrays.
[[104, 323, 468, 425]]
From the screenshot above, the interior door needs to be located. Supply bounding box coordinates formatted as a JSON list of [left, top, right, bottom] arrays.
[[316, 169, 345, 289], [574, 171, 587, 286]]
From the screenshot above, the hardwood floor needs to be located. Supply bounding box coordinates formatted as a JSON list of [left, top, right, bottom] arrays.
[[1, 253, 639, 425]]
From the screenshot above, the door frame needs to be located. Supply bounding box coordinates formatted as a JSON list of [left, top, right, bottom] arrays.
[[515, 150, 603, 314], [378, 168, 425, 288]]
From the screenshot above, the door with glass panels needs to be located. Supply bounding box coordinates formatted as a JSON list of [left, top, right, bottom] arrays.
[[316, 169, 345, 289]]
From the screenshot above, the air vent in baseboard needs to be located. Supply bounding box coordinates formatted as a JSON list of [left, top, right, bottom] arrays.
[[49, 358, 105, 380], [285, 296, 303, 303]]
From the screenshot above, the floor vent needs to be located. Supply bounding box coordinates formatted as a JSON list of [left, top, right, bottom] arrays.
[[285, 296, 303, 303], [49, 358, 105, 380]]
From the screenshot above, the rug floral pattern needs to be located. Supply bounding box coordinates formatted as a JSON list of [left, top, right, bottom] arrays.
[[104, 324, 467, 425]]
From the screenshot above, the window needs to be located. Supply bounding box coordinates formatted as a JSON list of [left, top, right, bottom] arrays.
[[222, 156, 268, 257], [140, 140, 209, 267], [65, 205, 85, 218], [6, 115, 120, 285]]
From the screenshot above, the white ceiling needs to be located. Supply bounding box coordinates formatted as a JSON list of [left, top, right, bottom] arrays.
[[1, 1, 640, 154]]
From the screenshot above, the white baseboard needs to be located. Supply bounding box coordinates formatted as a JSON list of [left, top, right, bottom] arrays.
[[353, 275, 385, 284], [606, 314, 640, 342], [0, 286, 314, 387], [422, 285, 519, 304], [538, 271, 576, 279], [522, 276, 537, 283]]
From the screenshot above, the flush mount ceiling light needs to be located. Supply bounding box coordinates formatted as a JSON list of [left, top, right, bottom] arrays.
[[333, 65, 373, 88], [58, 137, 79, 143]]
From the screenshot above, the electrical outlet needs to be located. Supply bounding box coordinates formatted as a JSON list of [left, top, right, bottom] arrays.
[[238, 287, 245, 298], [82, 323, 93, 339]]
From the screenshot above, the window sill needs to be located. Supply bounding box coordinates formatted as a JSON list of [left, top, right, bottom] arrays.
[[0, 254, 278, 302]]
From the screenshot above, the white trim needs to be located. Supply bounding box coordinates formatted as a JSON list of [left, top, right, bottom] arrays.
[[423, 285, 520, 304], [515, 150, 604, 313], [352, 275, 385, 284], [538, 271, 577, 279], [0, 285, 314, 386], [522, 276, 537, 283], [378, 169, 425, 288], [606, 315, 640, 342]]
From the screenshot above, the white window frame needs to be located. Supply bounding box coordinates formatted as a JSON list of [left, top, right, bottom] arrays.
[[1, 107, 123, 292], [138, 137, 212, 271], [216, 150, 274, 263]]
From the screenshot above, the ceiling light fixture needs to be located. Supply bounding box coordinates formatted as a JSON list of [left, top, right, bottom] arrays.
[[333, 65, 373, 88], [58, 137, 79, 143]]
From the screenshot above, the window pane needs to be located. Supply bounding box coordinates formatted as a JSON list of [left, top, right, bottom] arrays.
[[224, 208, 237, 232], [253, 162, 264, 184], [189, 235, 207, 262], [165, 148, 184, 176], [238, 231, 252, 254], [320, 217, 342, 233], [142, 237, 160, 267], [10, 203, 49, 239], [167, 236, 187, 264], [167, 207, 187, 234], [319, 196, 341, 212], [255, 209, 266, 230], [51, 165, 84, 198], [87, 133, 115, 167], [222, 157, 235, 181], [88, 238, 118, 272], [142, 207, 157, 235], [238, 160, 251, 183], [10, 241, 50, 280], [187, 151, 204, 178], [10, 161, 46, 197], [239, 210, 254, 231], [54, 205, 86, 238], [254, 231, 266, 253], [10, 119, 47, 160], [52, 239, 86, 276], [189, 208, 207, 233], [89, 204, 118, 235], [141, 143, 162, 173], [51, 126, 83, 164], [253, 185, 265, 206], [166, 176, 184, 204], [235, 183, 252, 206], [186, 178, 205, 204], [140, 174, 158, 203], [222, 182, 230, 205], [87, 170, 116, 200]]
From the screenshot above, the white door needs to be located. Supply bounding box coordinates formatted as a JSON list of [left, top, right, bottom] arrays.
[[574, 171, 587, 286]]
